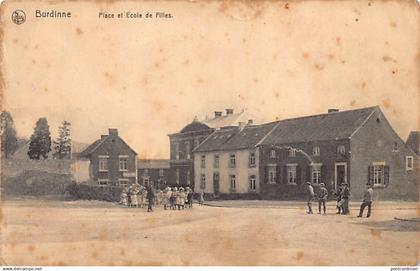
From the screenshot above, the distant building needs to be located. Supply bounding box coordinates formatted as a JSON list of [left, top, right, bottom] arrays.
[[137, 159, 171, 189], [191, 106, 419, 200], [168, 108, 256, 189], [78, 128, 137, 187], [406, 131, 419, 156], [193, 122, 277, 195]]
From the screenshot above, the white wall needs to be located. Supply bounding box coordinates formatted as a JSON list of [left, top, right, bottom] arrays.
[[71, 159, 91, 182], [194, 148, 260, 194]]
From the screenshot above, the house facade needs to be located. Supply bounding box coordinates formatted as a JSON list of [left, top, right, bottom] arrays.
[[259, 107, 419, 200], [168, 109, 256, 189], [193, 122, 277, 196], [406, 131, 419, 156], [79, 128, 137, 186], [137, 159, 172, 189]]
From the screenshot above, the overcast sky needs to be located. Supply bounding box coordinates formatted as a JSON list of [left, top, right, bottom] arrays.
[[2, 0, 419, 158]]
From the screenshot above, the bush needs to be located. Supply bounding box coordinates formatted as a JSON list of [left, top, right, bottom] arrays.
[[67, 182, 123, 202], [2, 170, 73, 196]]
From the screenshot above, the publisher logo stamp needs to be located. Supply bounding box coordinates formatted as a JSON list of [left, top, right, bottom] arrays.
[[12, 10, 26, 25]]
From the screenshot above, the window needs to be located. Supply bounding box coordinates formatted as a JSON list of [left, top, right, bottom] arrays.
[[311, 165, 321, 185], [267, 165, 277, 184], [214, 154, 220, 168], [249, 175, 256, 191], [118, 179, 129, 187], [186, 170, 191, 185], [229, 154, 236, 168], [312, 146, 320, 156], [368, 163, 389, 187], [174, 142, 179, 160], [249, 152, 256, 167], [406, 156, 413, 171], [143, 168, 149, 176], [200, 174, 206, 189], [287, 165, 297, 184], [230, 175, 236, 191], [159, 169, 164, 177], [98, 179, 109, 186], [337, 145, 346, 155], [185, 141, 191, 159], [201, 155, 206, 168], [119, 158, 128, 171], [98, 157, 108, 172], [289, 148, 296, 157], [175, 169, 180, 184], [270, 149, 276, 158]]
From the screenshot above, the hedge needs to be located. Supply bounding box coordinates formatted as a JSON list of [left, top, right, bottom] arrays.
[[67, 182, 123, 202]]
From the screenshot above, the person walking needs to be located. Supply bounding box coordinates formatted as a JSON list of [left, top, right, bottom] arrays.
[[317, 183, 328, 215], [357, 184, 373, 218], [341, 183, 350, 215], [306, 182, 314, 214], [199, 190, 205, 206], [146, 185, 155, 212]]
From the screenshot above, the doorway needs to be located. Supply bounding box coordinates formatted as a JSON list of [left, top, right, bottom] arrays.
[[213, 172, 220, 195], [334, 162, 347, 190]]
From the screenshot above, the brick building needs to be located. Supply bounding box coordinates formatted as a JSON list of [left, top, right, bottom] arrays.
[[137, 159, 171, 189], [79, 128, 137, 186], [259, 107, 419, 200], [406, 131, 419, 156]]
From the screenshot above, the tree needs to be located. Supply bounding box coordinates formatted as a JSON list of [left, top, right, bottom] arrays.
[[28, 118, 51, 160], [0, 111, 19, 159], [53, 121, 71, 159]]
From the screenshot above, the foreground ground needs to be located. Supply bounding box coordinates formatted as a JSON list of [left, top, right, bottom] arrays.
[[1, 198, 419, 265]]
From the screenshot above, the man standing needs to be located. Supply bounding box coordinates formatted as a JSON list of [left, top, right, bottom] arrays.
[[357, 184, 373, 218], [341, 183, 350, 215], [147, 185, 155, 212], [306, 182, 314, 214], [317, 183, 328, 215]]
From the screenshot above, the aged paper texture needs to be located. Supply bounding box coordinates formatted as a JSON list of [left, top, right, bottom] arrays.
[[0, 0, 419, 266]]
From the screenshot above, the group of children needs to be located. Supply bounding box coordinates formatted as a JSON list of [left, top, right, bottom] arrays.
[[306, 181, 373, 217], [119, 184, 206, 211]]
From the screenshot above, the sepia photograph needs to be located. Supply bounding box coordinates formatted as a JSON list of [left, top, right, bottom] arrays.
[[0, 0, 419, 268]]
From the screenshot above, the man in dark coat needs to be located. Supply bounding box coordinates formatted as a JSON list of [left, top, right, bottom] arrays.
[[317, 183, 328, 215], [341, 183, 350, 215], [147, 186, 155, 212], [357, 184, 373, 218]]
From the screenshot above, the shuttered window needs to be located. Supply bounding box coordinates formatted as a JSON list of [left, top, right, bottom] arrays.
[[368, 164, 389, 187]]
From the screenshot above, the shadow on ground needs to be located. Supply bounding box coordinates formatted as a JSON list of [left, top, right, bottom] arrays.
[[356, 218, 420, 232]]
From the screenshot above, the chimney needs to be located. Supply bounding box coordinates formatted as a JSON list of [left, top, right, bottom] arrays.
[[328, 109, 339, 113], [101, 135, 107, 140], [109, 128, 118, 136], [214, 111, 222, 118], [226, 109, 234, 115], [247, 119, 253, 125]]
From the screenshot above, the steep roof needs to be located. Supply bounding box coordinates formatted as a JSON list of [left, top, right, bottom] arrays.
[[78, 138, 106, 157], [193, 127, 239, 152], [78, 132, 137, 158], [180, 121, 211, 133], [193, 122, 278, 152], [261, 106, 377, 145], [137, 159, 170, 169]]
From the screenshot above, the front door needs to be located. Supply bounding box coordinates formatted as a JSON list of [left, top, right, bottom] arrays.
[[334, 163, 347, 190], [213, 173, 220, 195]]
